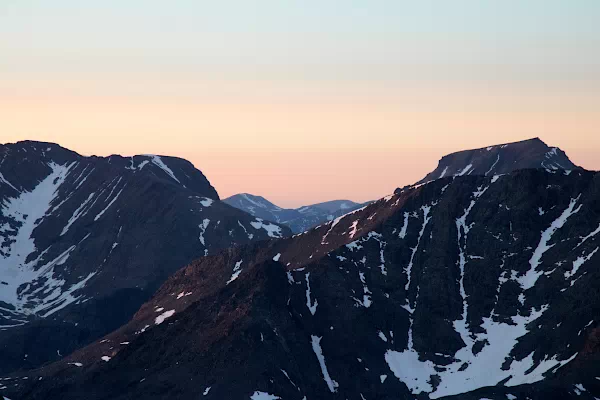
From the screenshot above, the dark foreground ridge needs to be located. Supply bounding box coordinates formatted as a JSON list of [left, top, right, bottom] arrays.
[[8, 164, 600, 399]]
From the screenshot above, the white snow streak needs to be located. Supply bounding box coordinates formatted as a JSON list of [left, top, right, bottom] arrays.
[[456, 164, 473, 176], [61, 192, 96, 235], [398, 212, 409, 239], [439, 166, 449, 179], [348, 220, 360, 239], [404, 205, 432, 291], [199, 219, 210, 246], [305, 272, 318, 315], [518, 196, 582, 290], [564, 247, 599, 280], [94, 185, 125, 221], [576, 223, 600, 249], [227, 260, 243, 285], [311, 335, 339, 393], [148, 155, 181, 184], [485, 154, 500, 176]]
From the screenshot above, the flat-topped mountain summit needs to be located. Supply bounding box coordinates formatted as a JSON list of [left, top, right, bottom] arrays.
[[419, 137, 579, 184]]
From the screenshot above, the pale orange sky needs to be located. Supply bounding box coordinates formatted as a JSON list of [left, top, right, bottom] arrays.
[[2, 84, 599, 207], [2, 1, 599, 207]]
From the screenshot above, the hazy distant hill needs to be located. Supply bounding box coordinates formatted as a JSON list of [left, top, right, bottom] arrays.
[[224, 193, 368, 233]]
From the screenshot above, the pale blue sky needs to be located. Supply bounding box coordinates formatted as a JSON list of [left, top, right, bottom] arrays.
[[2, 1, 599, 85]]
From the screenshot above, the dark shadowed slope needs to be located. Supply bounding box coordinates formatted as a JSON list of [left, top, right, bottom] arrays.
[[0, 140, 290, 374], [10, 167, 600, 400]]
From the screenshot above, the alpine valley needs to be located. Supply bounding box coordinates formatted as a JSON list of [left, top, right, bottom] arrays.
[[3, 138, 600, 400]]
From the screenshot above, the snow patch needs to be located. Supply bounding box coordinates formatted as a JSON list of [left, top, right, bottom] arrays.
[[155, 309, 175, 325], [199, 197, 213, 207], [250, 218, 282, 238], [227, 260, 243, 285], [250, 392, 280, 400]]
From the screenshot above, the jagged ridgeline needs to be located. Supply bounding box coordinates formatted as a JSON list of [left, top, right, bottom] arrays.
[[0, 141, 290, 374], [6, 138, 600, 400]]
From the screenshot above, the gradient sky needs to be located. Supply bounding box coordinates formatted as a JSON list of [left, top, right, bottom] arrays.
[[2, 1, 599, 207]]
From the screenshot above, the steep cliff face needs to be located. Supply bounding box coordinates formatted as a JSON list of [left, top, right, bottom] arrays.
[[418, 137, 579, 184], [0, 141, 290, 374], [11, 168, 600, 400]]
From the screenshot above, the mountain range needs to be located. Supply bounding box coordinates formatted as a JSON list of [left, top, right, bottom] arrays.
[[3, 137, 600, 400], [0, 140, 290, 375], [223, 194, 368, 233]]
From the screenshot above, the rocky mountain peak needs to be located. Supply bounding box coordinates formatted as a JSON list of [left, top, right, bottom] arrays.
[[418, 137, 579, 184]]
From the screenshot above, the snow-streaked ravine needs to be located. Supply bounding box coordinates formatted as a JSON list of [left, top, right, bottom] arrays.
[[385, 180, 579, 399], [518, 196, 582, 291], [0, 162, 97, 322]]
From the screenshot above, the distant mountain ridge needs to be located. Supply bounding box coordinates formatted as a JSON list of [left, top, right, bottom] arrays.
[[0, 140, 290, 374], [418, 137, 579, 184], [224, 193, 368, 233]]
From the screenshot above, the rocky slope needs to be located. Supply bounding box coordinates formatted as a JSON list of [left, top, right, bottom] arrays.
[[0, 140, 290, 375], [224, 193, 367, 233], [9, 165, 600, 400], [418, 137, 579, 184]]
